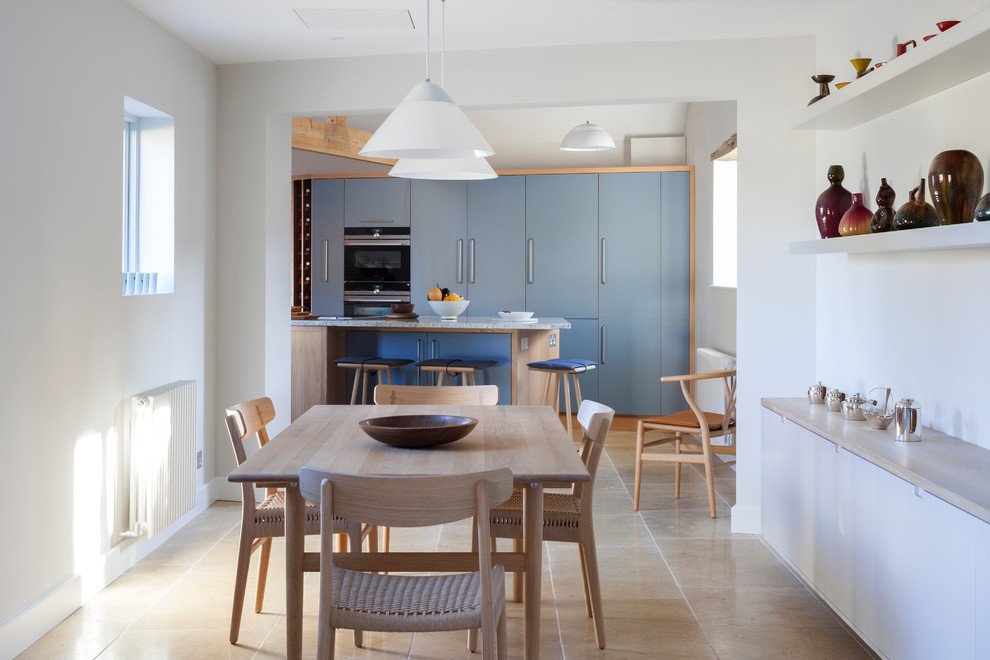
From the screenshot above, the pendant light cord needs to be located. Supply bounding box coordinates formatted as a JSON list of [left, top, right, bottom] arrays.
[[441, 0, 446, 87], [425, 0, 431, 81]]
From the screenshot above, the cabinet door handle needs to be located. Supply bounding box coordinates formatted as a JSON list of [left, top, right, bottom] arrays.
[[417, 339, 425, 364], [323, 239, 329, 282], [457, 238, 464, 284], [469, 238, 476, 284], [431, 339, 439, 360], [527, 238, 534, 284], [359, 218, 393, 223], [601, 237, 606, 285], [600, 324, 607, 365]]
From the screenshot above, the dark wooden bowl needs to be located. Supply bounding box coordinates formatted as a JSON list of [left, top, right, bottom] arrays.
[[358, 415, 478, 448], [391, 303, 415, 314]]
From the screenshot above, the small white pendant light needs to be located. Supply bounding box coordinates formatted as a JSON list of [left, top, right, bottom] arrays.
[[389, 156, 496, 180], [361, 0, 493, 160], [560, 107, 616, 152]]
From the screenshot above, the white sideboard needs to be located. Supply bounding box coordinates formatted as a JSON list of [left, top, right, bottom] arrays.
[[761, 398, 990, 660]]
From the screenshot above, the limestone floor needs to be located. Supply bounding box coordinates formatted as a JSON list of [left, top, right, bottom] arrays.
[[18, 427, 875, 659]]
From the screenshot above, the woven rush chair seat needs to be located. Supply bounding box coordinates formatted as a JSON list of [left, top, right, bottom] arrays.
[[252, 491, 321, 537], [328, 565, 505, 634], [490, 490, 582, 543]]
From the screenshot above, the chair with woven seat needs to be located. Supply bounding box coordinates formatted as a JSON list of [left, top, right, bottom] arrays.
[[299, 467, 513, 660], [224, 398, 364, 645], [633, 368, 737, 518], [526, 358, 598, 437], [486, 400, 615, 649], [374, 383, 499, 406], [415, 358, 498, 386], [332, 356, 414, 404]]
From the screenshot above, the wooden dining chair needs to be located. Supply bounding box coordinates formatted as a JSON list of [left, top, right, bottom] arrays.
[[633, 368, 737, 518], [485, 400, 615, 649], [373, 383, 499, 405], [224, 398, 364, 645], [299, 468, 514, 660]]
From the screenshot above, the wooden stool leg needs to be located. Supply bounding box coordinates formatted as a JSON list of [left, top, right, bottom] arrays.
[[562, 371, 573, 437], [383, 366, 393, 385], [360, 368, 370, 404], [572, 372, 583, 407], [349, 367, 361, 405], [468, 371, 476, 386]]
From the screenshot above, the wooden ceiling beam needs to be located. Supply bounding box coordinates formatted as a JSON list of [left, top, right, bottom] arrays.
[[291, 116, 396, 166]]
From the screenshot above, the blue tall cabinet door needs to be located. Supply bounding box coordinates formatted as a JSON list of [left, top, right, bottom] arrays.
[[598, 319, 662, 415], [410, 180, 468, 306], [660, 172, 691, 322], [599, 172, 661, 320], [466, 176, 526, 317], [344, 178, 410, 227], [524, 174, 599, 318], [310, 179, 344, 316]]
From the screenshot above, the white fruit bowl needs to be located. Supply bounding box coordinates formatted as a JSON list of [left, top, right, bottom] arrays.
[[428, 299, 470, 320]]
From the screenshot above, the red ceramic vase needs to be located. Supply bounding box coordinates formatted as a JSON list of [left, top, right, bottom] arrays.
[[816, 165, 853, 238], [838, 193, 874, 236], [928, 149, 984, 225]]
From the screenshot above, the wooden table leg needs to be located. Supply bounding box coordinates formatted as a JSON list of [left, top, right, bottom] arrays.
[[522, 483, 544, 660], [285, 484, 305, 660]]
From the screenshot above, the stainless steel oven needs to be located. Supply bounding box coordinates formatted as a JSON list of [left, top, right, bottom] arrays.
[[343, 227, 410, 316]]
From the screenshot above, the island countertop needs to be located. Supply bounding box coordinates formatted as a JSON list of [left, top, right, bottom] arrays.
[[292, 316, 571, 330]]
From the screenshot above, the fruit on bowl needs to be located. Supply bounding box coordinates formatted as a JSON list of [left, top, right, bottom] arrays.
[[428, 298, 470, 320], [427, 284, 451, 301]]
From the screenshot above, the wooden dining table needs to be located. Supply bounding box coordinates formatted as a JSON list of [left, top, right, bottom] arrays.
[[227, 403, 590, 660]]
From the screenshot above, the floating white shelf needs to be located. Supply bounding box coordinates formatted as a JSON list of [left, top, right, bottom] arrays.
[[790, 221, 990, 255], [791, 7, 990, 131]]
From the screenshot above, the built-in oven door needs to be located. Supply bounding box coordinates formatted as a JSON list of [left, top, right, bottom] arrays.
[[343, 239, 410, 286], [343, 294, 408, 318]]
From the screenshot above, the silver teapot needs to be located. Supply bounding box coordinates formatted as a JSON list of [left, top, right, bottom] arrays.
[[825, 389, 846, 412], [808, 381, 827, 404], [841, 392, 876, 421]]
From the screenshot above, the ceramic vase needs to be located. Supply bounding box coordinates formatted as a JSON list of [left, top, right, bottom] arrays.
[[976, 193, 990, 222], [815, 165, 853, 238], [893, 179, 940, 230], [838, 193, 874, 236], [928, 149, 984, 224], [871, 178, 896, 233]]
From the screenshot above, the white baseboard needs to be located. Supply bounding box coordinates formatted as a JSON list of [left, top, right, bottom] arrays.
[[0, 483, 216, 659], [730, 503, 762, 534]]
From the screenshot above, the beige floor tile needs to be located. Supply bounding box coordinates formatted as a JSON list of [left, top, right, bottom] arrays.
[[657, 538, 800, 589], [703, 623, 874, 659], [548, 545, 683, 601], [14, 618, 127, 660], [99, 629, 260, 659], [639, 509, 737, 540], [683, 586, 842, 628]]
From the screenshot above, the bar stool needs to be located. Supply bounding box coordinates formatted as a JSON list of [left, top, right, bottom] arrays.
[[526, 358, 598, 437], [332, 356, 414, 404], [416, 358, 498, 386]]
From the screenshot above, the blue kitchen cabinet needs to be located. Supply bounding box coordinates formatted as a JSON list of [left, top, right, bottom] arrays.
[[410, 180, 468, 306], [599, 172, 661, 320], [310, 179, 344, 316], [466, 176, 526, 317], [660, 319, 690, 414], [344, 178, 410, 227], [598, 319, 661, 415], [660, 171, 691, 322], [345, 330, 512, 404], [524, 174, 599, 318]]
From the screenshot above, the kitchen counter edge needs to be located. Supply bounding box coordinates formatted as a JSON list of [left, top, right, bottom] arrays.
[[292, 316, 572, 330], [762, 397, 990, 524]]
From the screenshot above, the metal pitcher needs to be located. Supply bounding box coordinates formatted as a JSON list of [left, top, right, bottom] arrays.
[[894, 398, 922, 442]]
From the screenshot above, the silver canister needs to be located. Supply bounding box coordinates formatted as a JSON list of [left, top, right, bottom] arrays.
[[808, 382, 827, 404], [894, 398, 922, 442], [825, 389, 845, 412]]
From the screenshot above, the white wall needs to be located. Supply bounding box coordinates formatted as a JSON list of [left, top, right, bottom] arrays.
[[0, 0, 216, 655], [215, 37, 819, 532], [685, 101, 738, 357]]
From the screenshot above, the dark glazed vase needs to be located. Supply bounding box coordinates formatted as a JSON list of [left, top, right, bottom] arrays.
[[893, 179, 940, 230], [928, 150, 984, 224], [976, 193, 990, 222], [838, 193, 873, 236], [871, 178, 896, 233], [816, 165, 853, 238]]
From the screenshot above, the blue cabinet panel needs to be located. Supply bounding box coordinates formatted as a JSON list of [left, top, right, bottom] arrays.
[[410, 180, 468, 305], [525, 174, 598, 318], [467, 176, 526, 317], [598, 319, 661, 415], [660, 172, 691, 321], [660, 320, 690, 414], [310, 179, 344, 316], [344, 178, 410, 227], [599, 172, 660, 319]]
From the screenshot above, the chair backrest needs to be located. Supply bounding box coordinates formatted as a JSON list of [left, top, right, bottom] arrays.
[[660, 369, 737, 432], [299, 467, 514, 529], [226, 397, 277, 463], [573, 400, 615, 502], [374, 384, 499, 406]]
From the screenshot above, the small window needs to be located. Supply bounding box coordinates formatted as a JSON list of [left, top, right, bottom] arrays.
[[122, 96, 174, 295], [711, 136, 737, 288]]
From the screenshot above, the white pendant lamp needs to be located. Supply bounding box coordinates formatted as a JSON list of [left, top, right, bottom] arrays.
[[389, 156, 496, 180], [360, 0, 493, 160], [560, 108, 616, 152]]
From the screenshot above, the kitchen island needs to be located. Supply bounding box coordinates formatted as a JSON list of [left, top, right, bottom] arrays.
[[291, 316, 571, 418]]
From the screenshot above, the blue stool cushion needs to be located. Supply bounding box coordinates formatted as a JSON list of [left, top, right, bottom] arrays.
[[527, 358, 598, 373], [416, 358, 497, 370], [333, 356, 413, 368]]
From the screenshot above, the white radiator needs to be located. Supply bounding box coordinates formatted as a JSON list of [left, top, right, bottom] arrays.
[[696, 348, 736, 445], [123, 380, 197, 539]]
